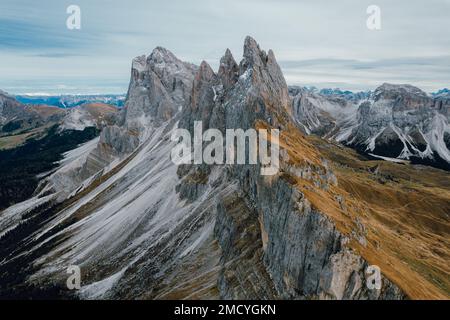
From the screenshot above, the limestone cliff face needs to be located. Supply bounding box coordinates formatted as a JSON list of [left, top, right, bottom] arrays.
[[175, 36, 405, 299], [85, 47, 199, 173], [123, 48, 198, 131], [37, 48, 199, 201], [1, 37, 412, 300]]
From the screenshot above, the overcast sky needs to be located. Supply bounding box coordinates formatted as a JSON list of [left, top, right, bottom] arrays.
[[0, 0, 449, 94]]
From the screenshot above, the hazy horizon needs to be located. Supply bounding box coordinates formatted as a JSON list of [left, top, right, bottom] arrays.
[[6, 82, 449, 97]]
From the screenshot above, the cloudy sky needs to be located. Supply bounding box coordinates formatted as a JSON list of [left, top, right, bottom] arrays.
[[0, 0, 449, 94]]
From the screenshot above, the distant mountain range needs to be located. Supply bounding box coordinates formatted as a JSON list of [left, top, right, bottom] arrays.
[[15, 94, 126, 108], [12, 89, 450, 112], [0, 90, 119, 212], [12, 88, 448, 110], [432, 88, 450, 97], [301, 86, 449, 100], [1, 91, 118, 135], [290, 84, 450, 170]]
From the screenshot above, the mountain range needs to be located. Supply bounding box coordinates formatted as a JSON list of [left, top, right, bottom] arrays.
[[291, 83, 450, 170], [0, 37, 448, 300], [0, 90, 119, 210], [1, 90, 118, 143], [15, 94, 126, 108]]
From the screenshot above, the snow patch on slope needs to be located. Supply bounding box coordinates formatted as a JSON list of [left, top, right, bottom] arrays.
[[23, 122, 227, 298]]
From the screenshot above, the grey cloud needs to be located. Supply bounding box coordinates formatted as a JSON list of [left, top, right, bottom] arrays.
[[0, 0, 449, 93]]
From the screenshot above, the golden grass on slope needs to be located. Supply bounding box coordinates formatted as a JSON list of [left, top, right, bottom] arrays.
[[0, 123, 53, 150], [28, 104, 65, 118], [81, 103, 117, 115], [258, 121, 450, 299], [309, 136, 450, 300]]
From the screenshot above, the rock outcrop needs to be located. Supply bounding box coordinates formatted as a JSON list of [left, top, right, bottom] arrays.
[[122, 48, 198, 132]]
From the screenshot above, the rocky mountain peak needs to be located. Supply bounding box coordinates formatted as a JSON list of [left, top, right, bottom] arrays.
[[178, 36, 292, 134], [374, 83, 428, 100], [189, 60, 217, 114], [131, 55, 147, 73], [238, 36, 290, 122], [123, 46, 198, 132], [197, 60, 216, 82], [149, 46, 178, 62], [223, 48, 233, 59], [179, 60, 219, 132], [218, 49, 239, 90], [148, 47, 195, 77], [240, 35, 268, 72]]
